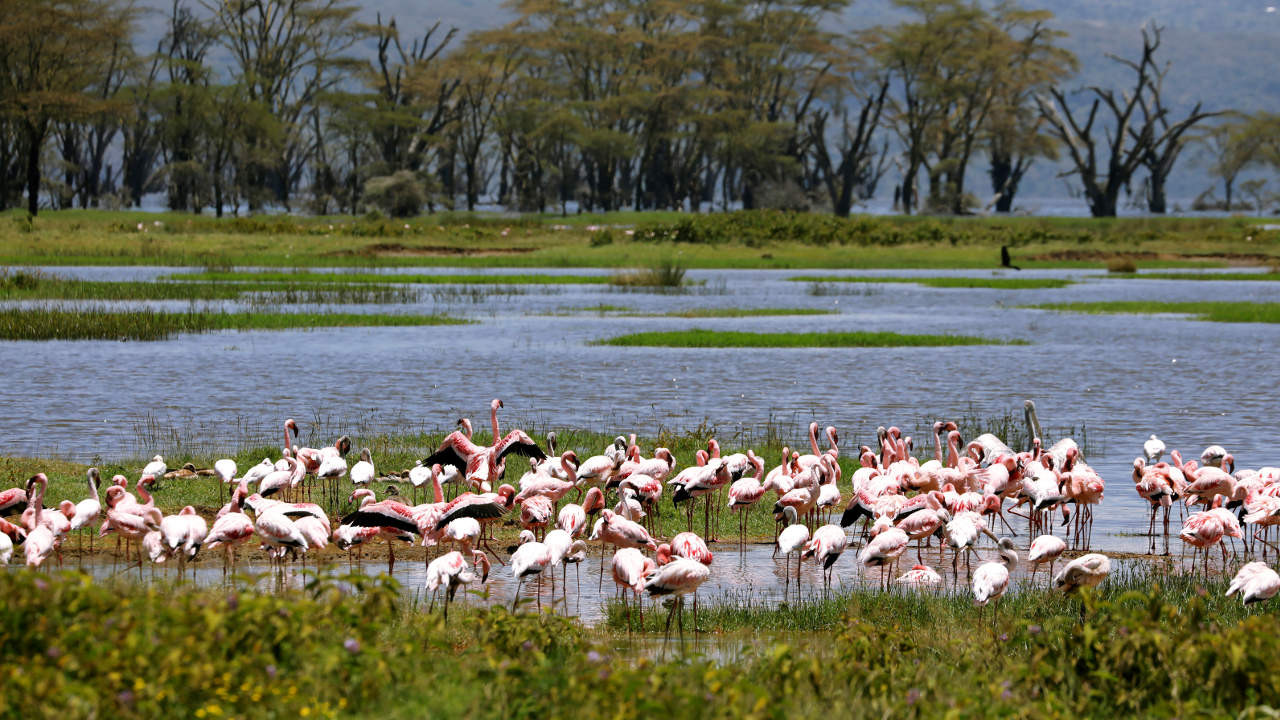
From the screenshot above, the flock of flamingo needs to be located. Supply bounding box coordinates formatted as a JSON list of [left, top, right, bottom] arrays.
[[3, 398, 1279, 635]]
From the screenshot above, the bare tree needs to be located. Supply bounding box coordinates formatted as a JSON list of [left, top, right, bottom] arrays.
[[1036, 25, 1219, 217]]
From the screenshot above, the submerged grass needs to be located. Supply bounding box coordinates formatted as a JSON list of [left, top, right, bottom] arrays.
[[0, 307, 466, 341], [167, 270, 609, 284], [596, 329, 1024, 348], [1029, 301, 1280, 323], [1119, 271, 1280, 281], [790, 275, 1075, 289], [0, 269, 421, 304], [629, 308, 837, 318]]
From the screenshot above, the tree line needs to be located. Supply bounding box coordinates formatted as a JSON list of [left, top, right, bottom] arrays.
[[2, 0, 1278, 219]]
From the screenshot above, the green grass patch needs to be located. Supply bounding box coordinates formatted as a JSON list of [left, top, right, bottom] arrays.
[[0, 307, 466, 341], [791, 275, 1075, 289], [166, 270, 609, 284], [2, 209, 1275, 270], [5, 557, 1280, 717], [596, 328, 1022, 348], [1029, 301, 1280, 323]]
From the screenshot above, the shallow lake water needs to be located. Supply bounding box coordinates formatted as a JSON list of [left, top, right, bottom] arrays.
[[3, 265, 1277, 618]]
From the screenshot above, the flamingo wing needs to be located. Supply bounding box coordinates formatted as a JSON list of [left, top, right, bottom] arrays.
[[494, 431, 547, 465], [341, 506, 419, 535], [434, 496, 506, 531], [422, 445, 469, 475]]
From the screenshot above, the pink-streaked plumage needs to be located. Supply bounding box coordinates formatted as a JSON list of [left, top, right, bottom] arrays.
[[896, 564, 943, 587], [589, 509, 657, 551]]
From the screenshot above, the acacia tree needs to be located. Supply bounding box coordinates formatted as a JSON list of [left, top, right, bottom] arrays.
[[807, 30, 891, 217], [984, 2, 1076, 213], [0, 0, 136, 215], [1036, 25, 1218, 217], [200, 0, 362, 210]]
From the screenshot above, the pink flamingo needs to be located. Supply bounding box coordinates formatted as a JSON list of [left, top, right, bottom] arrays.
[[971, 537, 1018, 623], [801, 523, 848, 589], [896, 564, 943, 587], [643, 554, 710, 641], [343, 488, 418, 571], [611, 547, 656, 631], [425, 549, 489, 618], [1027, 534, 1066, 585], [859, 523, 909, 590], [1227, 562, 1280, 606], [1179, 510, 1225, 575], [727, 450, 766, 546], [206, 485, 255, 574], [510, 530, 553, 611], [421, 399, 547, 489]]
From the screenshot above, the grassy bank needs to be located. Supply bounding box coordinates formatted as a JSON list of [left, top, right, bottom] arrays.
[[4, 568, 1280, 718], [1029, 301, 1280, 323], [596, 329, 1023, 348], [3, 209, 1276, 269], [1121, 271, 1280, 281], [0, 307, 466, 341], [790, 275, 1076, 289]]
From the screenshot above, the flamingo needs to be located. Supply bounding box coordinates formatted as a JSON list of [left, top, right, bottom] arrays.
[[557, 487, 602, 538], [801, 524, 848, 589], [777, 506, 810, 595], [421, 399, 547, 489], [1053, 553, 1111, 593], [425, 550, 489, 618], [141, 455, 167, 482], [1180, 510, 1225, 575], [611, 547, 656, 631], [510, 530, 553, 611], [1227, 562, 1280, 606], [727, 450, 766, 546], [0, 484, 28, 517], [67, 468, 102, 556], [160, 506, 207, 566], [254, 507, 309, 564], [0, 518, 24, 563], [859, 523, 909, 590], [1143, 435, 1166, 463], [544, 528, 588, 604], [896, 564, 943, 588], [643, 555, 710, 642], [260, 457, 304, 498], [206, 486, 255, 574], [971, 537, 1018, 623], [101, 485, 157, 567], [1027, 534, 1067, 585], [343, 488, 418, 571], [350, 448, 375, 486], [669, 531, 713, 565]]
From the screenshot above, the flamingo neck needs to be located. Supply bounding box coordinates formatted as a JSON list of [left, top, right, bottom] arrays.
[[431, 467, 444, 504], [490, 403, 500, 440], [809, 424, 820, 456], [136, 479, 153, 505]]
